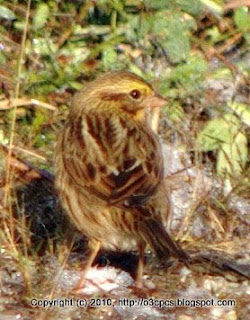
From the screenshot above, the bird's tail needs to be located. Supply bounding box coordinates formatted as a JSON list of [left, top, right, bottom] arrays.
[[139, 217, 189, 263]]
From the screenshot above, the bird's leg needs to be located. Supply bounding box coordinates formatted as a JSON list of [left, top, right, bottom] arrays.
[[73, 239, 101, 291], [135, 241, 146, 288]]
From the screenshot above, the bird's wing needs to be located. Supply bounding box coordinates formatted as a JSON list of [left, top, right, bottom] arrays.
[[61, 113, 164, 208]]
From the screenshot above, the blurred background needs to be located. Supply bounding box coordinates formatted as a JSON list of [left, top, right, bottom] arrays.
[[0, 0, 249, 177], [0, 1, 249, 319]]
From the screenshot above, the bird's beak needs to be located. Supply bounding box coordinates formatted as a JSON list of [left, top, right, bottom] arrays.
[[149, 94, 168, 108]]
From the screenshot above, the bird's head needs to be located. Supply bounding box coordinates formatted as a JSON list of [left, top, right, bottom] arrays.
[[71, 71, 167, 123]]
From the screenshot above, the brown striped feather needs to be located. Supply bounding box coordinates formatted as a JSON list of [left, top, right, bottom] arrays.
[[60, 111, 163, 211], [54, 71, 188, 265]]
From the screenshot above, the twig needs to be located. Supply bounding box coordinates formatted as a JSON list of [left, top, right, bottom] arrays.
[[0, 145, 54, 185], [224, 0, 250, 11], [0, 97, 57, 111]]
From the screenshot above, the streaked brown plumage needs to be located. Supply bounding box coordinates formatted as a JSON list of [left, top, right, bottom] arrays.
[[54, 71, 188, 288]]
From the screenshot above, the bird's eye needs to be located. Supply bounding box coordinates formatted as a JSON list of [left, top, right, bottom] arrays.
[[130, 89, 141, 100]]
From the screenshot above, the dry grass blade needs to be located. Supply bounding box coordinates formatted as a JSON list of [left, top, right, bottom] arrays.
[[0, 97, 57, 111], [4, 0, 32, 207], [224, 0, 250, 11], [0, 145, 53, 185]]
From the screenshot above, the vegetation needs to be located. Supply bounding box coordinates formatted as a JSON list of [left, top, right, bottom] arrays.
[[0, 0, 249, 319]]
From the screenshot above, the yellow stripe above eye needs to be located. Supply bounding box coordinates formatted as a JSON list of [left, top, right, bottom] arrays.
[[121, 80, 153, 94]]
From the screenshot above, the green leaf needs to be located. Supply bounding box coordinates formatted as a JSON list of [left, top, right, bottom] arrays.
[[217, 132, 248, 177], [0, 130, 8, 145], [14, 21, 26, 31], [163, 30, 190, 63], [164, 102, 185, 123], [102, 47, 118, 70], [153, 12, 191, 63], [171, 55, 208, 87], [197, 115, 240, 152], [32, 110, 46, 131], [0, 5, 16, 20], [136, 13, 154, 39], [33, 3, 49, 29], [128, 64, 145, 77], [68, 82, 84, 90], [197, 118, 229, 151], [31, 38, 57, 55], [234, 7, 250, 32], [159, 55, 208, 99], [243, 32, 250, 44], [144, 0, 172, 10], [206, 26, 224, 43], [0, 51, 6, 64], [176, 0, 204, 16], [228, 102, 250, 127]]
